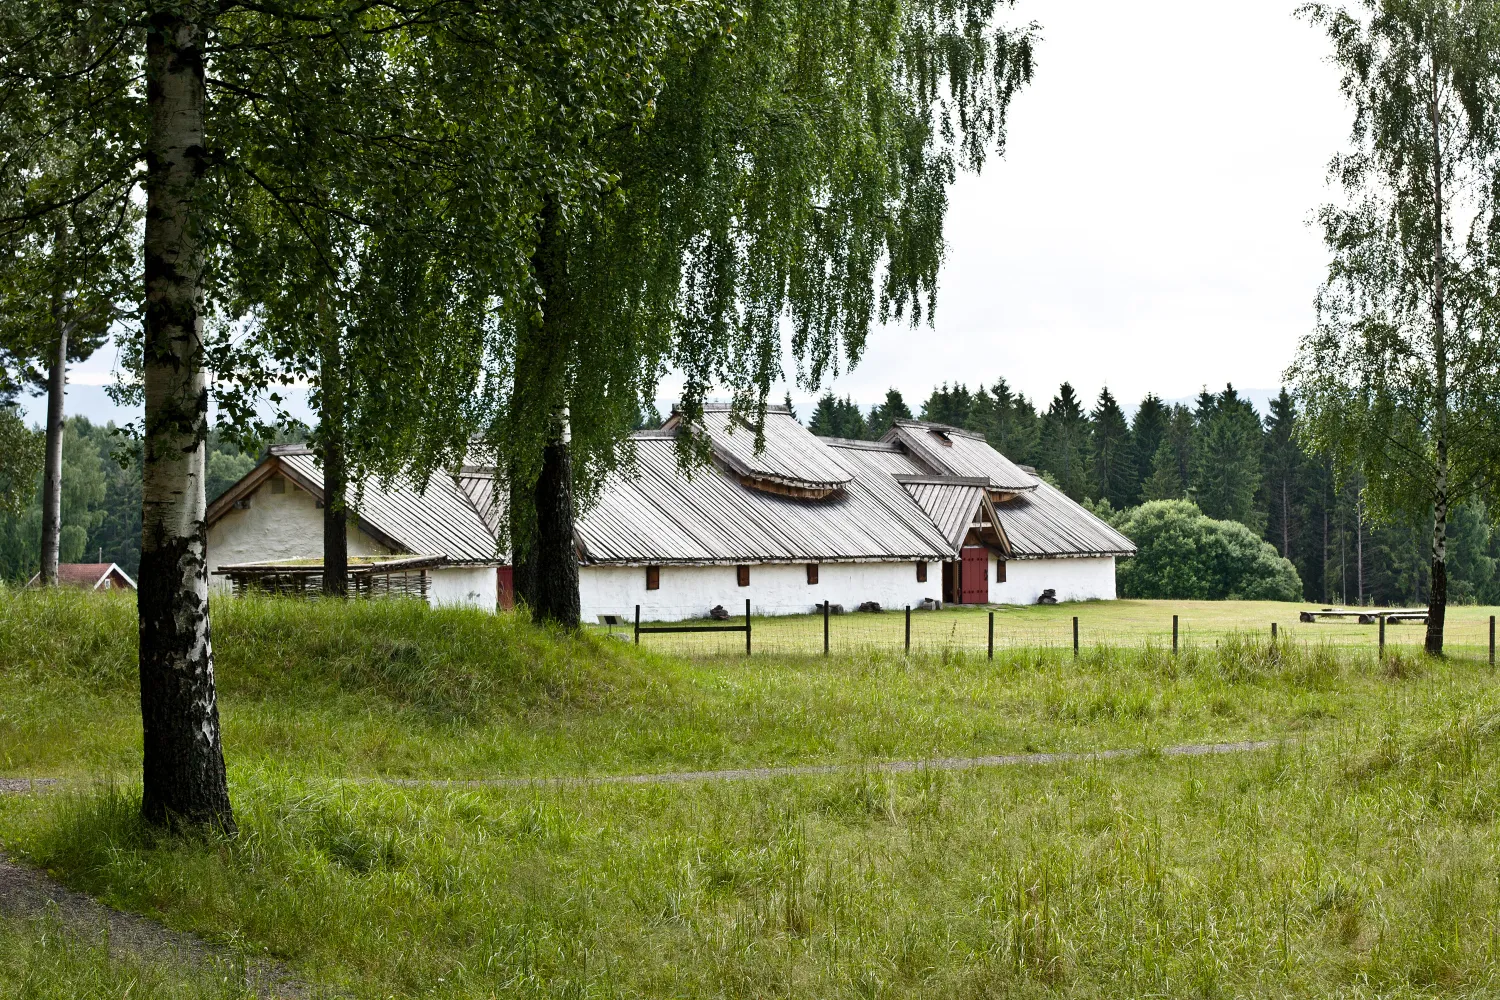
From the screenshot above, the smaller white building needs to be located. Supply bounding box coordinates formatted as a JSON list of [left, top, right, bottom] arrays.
[[205, 446, 502, 611]]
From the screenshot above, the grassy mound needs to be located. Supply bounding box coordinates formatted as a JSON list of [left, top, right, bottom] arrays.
[[0, 590, 654, 718], [2, 590, 1495, 783]]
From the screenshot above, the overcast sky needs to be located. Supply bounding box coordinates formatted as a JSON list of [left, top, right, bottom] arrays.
[[46, 0, 1352, 427], [756, 0, 1352, 416]]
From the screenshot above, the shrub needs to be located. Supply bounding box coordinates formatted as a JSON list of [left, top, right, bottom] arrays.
[[1113, 500, 1302, 601]]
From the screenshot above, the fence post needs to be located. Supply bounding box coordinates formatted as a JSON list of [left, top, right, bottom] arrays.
[[1378, 614, 1385, 659], [823, 600, 830, 656], [634, 605, 640, 645], [1490, 615, 1495, 667], [1271, 622, 1277, 641], [988, 611, 995, 660], [905, 605, 911, 654], [743, 599, 752, 655], [1072, 616, 1079, 658], [1172, 614, 1179, 654]]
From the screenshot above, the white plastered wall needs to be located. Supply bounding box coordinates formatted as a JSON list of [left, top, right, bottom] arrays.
[[580, 561, 943, 623], [206, 477, 392, 585], [429, 566, 498, 611], [989, 556, 1117, 605]]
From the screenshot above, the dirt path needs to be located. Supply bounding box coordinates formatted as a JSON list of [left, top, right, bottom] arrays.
[[0, 849, 317, 998], [382, 739, 1283, 789]]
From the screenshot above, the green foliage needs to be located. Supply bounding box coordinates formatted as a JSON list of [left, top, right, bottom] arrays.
[[1292, 0, 1500, 639], [807, 393, 869, 439], [865, 389, 911, 438], [1088, 386, 1133, 507], [1114, 500, 1303, 601], [1191, 385, 1265, 531], [1141, 438, 1186, 502], [0, 405, 41, 518], [1039, 382, 1091, 500], [0, 419, 103, 580]]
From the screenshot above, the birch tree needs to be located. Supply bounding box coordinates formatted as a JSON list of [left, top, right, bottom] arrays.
[[1292, 0, 1500, 654], [498, 0, 1038, 626]]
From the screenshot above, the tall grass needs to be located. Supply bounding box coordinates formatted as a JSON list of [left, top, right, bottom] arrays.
[[6, 716, 1500, 997], [2, 591, 1495, 780]]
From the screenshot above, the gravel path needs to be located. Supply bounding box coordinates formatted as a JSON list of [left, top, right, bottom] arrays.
[[0, 850, 317, 997], [381, 739, 1283, 789]]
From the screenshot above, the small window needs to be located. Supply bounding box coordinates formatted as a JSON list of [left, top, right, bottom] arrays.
[[806, 564, 819, 585], [645, 565, 660, 591], [270, 475, 286, 495], [916, 561, 928, 583], [736, 565, 750, 587], [996, 560, 1007, 583]]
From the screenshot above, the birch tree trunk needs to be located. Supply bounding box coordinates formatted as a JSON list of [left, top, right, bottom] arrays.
[[532, 424, 581, 626], [39, 302, 67, 586], [139, 5, 235, 831], [514, 194, 580, 627], [320, 310, 348, 597], [1425, 70, 1449, 657]]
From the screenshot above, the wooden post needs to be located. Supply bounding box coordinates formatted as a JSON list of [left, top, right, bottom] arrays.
[[988, 611, 994, 660], [905, 605, 911, 654], [1072, 616, 1079, 658], [1172, 614, 1179, 654], [745, 599, 752, 656], [823, 600, 830, 656], [1271, 622, 1277, 641], [1490, 615, 1495, 667], [1378, 614, 1385, 659], [634, 605, 640, 645]]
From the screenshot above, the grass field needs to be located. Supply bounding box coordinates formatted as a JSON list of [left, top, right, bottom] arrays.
[[3, 591, 1500, 997], [611, 598, 1500, 659]]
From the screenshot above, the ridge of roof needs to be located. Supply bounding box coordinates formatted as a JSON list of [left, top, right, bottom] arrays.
[[821, 437, 902, 451], [268, 444, 314, 456], [890, 418, 988, 442]]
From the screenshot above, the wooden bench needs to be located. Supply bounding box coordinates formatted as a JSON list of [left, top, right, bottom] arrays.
[[1298, 607, 1427, 625]]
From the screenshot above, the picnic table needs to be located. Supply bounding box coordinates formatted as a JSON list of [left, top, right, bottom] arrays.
[[1298, 607, 1427, 625]]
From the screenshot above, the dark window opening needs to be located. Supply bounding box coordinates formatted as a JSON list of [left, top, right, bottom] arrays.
[[807, 564, 819, 585], [736, 565, 751, 587], [270, 475, 285, 494], [645, 565, 660, 591], [916, 561, 928, 583], [996, 560, 1007, 583]]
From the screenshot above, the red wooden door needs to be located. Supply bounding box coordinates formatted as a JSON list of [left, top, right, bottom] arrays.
[[960, 546, 989, 604], [497, 566, 515, 610]]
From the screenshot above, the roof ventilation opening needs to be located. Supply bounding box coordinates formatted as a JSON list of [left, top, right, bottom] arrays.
[[929, 429, 954, 447], [739, 475, 843, 501]]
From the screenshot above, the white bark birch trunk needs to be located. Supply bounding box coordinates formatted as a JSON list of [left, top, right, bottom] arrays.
[[139, 5, 234, 830]]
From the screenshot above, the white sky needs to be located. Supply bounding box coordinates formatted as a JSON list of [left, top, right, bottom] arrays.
[[45, 0, 1351, 427], [758, 0, 1351, 415]]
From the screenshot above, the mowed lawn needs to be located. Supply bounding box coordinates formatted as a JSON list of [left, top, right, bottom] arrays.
[[613, 598, 1500, 658], [3, 591, 1500, 997]]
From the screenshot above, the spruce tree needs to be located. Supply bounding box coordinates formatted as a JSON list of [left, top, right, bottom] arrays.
[[867, 389, 912, 437], [1130, 394, 1170, 504], [1141, 439, 1185, 501], [1089, 387, 1134, 507], [1039, 383, 1091, 500], [1261, 389, 1304, 559], [1192, 385, 1264, 530]]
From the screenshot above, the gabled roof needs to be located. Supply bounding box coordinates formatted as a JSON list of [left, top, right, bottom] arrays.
[[899, 480, 995, 551], [669, 405, 854, 494], [575, 433, 952, 564], [883, 420, 1038, 494], [993, 478, 1136, 559], [206, 447, 501, 564], [26, 563, 136, 591]]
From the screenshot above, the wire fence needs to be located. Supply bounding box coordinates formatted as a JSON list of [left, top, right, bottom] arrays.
[[586, 602, 1500, 662]]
